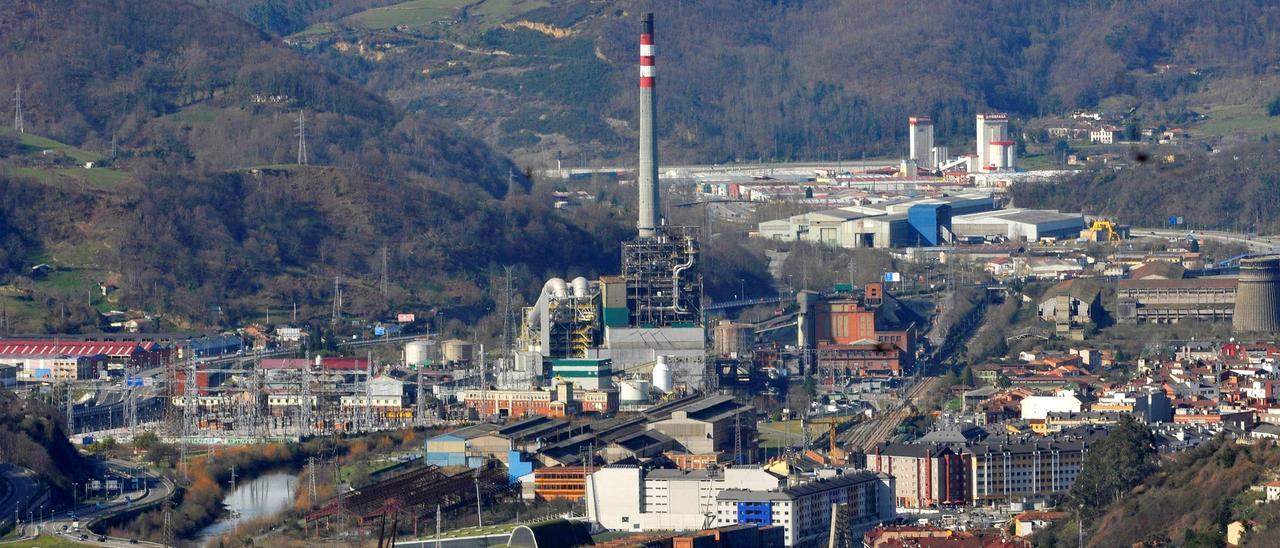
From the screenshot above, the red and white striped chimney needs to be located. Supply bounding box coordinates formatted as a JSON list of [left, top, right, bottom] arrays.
[[637, 13, 659, 238]]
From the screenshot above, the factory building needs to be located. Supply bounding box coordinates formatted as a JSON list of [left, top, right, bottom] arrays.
[[551, 358, 613, 390], [586, 466, 785, 532], [519, 13, 706, 388], [801, 292, 919, 387], [754, 192, 995, 249], [713, 321, 754, 357], [646, 395, 757, 456], [1116, 278, 1237, 324], [714, 471, 896, 547], [870, 444, 967, 508], [0, 339, 169, 375], [459, 381, 619, 418], [976, 113, 1015, 172], [908, 116, 935, 170], [950, 208, 1085, 242]]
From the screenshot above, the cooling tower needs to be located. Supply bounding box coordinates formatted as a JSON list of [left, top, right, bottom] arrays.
[[1232, 256, 1280, 333]]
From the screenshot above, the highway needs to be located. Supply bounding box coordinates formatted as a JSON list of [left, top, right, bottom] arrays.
[[41, 459, 173, 547], [541, 159, 895, 179], [0, 464, 44, 535], [1136, 227, 1280, 254]]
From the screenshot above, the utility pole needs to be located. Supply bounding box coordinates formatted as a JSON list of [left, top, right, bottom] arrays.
[[13, 83, 23, 134], [296, 109, 308, 165], [473, 468, 484, 527]]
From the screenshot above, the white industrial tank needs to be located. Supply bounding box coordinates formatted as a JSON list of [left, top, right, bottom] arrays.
[[404, 340, 432, 367], [651, 356, 673, 393], [620, 378, 651, 404]]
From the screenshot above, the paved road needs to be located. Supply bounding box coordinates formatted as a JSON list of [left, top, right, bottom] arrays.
[[0, 463, 44, 534], [41, 459, 173, 548], [1137, 228, 1280, 254]]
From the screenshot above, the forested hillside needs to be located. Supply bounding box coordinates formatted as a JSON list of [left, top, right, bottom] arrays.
[[1036, 438, 1280, 547], [253, 0, 1280, 165], [0, 0, 637, 332], [1010, 142, 1280, 234], [0, 391, 88, 495]]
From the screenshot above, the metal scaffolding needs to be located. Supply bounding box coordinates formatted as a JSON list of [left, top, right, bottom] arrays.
[[622, 226, 702, 327]]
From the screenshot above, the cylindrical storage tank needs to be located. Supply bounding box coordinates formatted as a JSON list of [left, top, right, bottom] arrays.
[[442, 339, 474, 363], [1233, 257, 1280, 333], [404, 340, 432, 367], [651, 356, 673, 393], [620, 378, 650, 404]]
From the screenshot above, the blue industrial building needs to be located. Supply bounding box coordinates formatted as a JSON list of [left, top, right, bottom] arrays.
[[906, 203, 952, 246]]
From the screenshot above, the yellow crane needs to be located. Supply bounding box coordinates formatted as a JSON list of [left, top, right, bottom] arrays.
[[1083, 219, 1124, 242], [806, 415, 860, 462]]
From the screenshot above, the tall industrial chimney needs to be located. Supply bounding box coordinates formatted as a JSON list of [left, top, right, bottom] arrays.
[[637, 13, 660, 238]]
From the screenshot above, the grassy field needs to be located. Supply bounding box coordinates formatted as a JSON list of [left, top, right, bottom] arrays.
[[0, 533, 95, 547], [1193, 103, 1280, 139], [757, 419, 810, 449], [166, 104, 220, 124], [1, 129, 102, 164], [9, 166, 134, 192], [349, 0, 472, 29]]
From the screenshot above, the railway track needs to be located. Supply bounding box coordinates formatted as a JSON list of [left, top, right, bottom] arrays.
[[839, 377, 941, 451]]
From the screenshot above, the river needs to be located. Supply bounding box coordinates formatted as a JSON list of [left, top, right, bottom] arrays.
[[191, 471, 298, 547]]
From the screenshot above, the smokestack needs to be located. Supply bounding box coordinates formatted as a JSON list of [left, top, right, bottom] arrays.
[[637, 13, 659, 238]]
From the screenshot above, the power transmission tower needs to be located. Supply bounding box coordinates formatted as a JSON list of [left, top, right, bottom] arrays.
[[308, 456, 317, 506], [296, 109, 308, 165], [380, 246, 389, 297], [331, 277, 341, 325], [500, 266, 516, 377], [416, 364, 426, 426], [734, 409, 743, 465], [162, 501, 174, 547], [13, 84, 23, 134]]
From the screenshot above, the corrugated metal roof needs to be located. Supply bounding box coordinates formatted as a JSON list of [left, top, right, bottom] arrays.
[[0, 339, 154, 357]]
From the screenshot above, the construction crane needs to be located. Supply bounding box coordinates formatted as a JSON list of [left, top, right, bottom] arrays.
[[806, 415, 860, 462], [1082, 219, 1125, 242]]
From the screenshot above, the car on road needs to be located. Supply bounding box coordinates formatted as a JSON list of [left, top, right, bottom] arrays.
[[79, 534, 88, 541], [98, 534, 108, 542]]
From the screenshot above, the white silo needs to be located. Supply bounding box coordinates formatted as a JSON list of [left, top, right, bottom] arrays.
[[651, 356, 673, 393]]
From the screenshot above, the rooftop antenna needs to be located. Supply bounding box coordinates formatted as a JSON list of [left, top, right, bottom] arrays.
[[296, 109, 308, 165], [13, 83, 23, 134]]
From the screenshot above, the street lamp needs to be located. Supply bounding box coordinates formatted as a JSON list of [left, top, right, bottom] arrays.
[[739, 279, 745, 300], [73, 482, 78, 507]]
